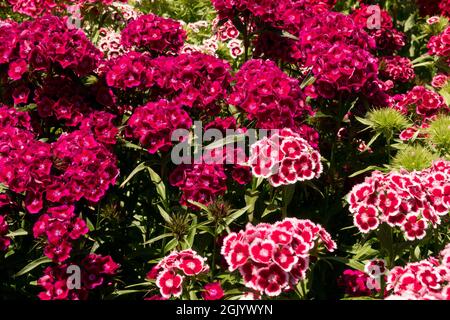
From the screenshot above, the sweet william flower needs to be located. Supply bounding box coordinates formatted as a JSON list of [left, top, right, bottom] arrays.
[[202, 282, 224, 300]]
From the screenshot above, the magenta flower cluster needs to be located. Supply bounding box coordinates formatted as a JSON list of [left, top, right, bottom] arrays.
[[38, 254, 119, 300], [121, 14, 187, 55], [126, 99, 192, 154]]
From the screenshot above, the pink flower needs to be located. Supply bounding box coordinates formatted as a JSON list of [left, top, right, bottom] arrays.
[[432, 74, 449, 88], [8, 59, 28, 80], [156, 271, 183, 299], [202, 282, 224, 300]]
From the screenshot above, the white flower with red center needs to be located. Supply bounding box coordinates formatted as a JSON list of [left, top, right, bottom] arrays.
[[348, 183, 375, 210], [353, 205, 379, 233], [249, 240, 276, 264], [249, 129, 322, 187], [401, 214, 427, 241], [227, 39, 244, 58], [156, 270, 183, 299]]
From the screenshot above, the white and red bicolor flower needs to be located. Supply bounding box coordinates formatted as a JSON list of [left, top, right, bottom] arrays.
[[293, 155, 316, 181], [227, 242, 250, 271], [239, 263, 260, 291], [156, 270, 183, 299], [378, 191, 401, 216], [417, 268, 442, 290], [273, 246, 298, 272], [401, 214, 427, 241], [249, 240, 276, 264], [249, 130, 322, 187], [353, 205, 380, 233], [255, 264, 289, 297], [396, 272, 424, 295], [269, 229, 292, 246], [220, 218, 335, 297], [176, 255, 205, 276]]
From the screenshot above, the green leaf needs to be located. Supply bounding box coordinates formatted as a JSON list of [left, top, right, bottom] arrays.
[[187, 215, 197, 247], [112, 289, 149, 296], [204, 133, 247, 151], [366, 132, 381, 148], [6, 229, 28, 238], [187, 200, 211, 214], [119, 162, 148, 188], [15, 256, 52, 277], [324, 256, 365, 271], [143, 233, 173, 245], [157, 205, 172, 224], [355, 116, 373, 127], [404, 13, 415, 32], [224, 205, 251, 225], [349, 165, 387, 178], [261, 204, 280, 218], [147, 167, 167, 202], [163, 238, 178, 253]]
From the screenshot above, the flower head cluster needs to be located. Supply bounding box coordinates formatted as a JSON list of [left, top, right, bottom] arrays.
[[7, 0, 129, 18], [48, 130, 119, 204], [294, 11, 388, 103], [1, 16, 102, 78], [150, 249, 209, 299], [229, 59, 312, 130], [105, 51, 154, 89], [121, 14, 186, 55], [380, 56, 415, 83], [0, 126, 52, 214], [221, 218, 336, 297], [249, 129, 323, 187], [33, 205, 89, 262], [308, 43, 379, 99], [80, 111, 118, 146], [428, 26, 450, 58], [34, 75, 93, 126], [0, 215, 10, 251], [0, 104, 32, 131], [98, 28, 126, 59], [351, 4, 405, 53], [385, 244, 450, 300], [38, 254, 119, 300], [337, 269, 373, 297], [394, 86, 448, 120], [348, 160, 450, 241], [126, 99, 192, 154], [153, 53, 231, 113], [169, 162, 227, 208]]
